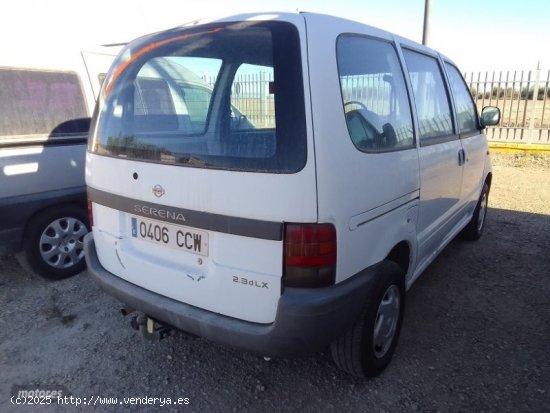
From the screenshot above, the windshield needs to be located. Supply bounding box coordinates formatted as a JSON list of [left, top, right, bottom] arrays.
[[90, 21, 306, 173]]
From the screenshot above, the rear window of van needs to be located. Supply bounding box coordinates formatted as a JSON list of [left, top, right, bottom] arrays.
[[91, 21, 306, 173]]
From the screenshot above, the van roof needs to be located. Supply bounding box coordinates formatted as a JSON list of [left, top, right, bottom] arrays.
[[174, 11, 455, 68]]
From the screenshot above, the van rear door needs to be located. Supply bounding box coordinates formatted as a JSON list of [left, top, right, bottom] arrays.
[[87, 17, 317, 324]]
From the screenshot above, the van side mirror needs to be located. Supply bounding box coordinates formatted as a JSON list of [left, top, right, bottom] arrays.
[[480, 106, 501, 127]]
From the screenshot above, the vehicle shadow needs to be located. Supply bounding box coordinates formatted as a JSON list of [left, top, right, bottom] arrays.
[[1, 207, 549, 413]]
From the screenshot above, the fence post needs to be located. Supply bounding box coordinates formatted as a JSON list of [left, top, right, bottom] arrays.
[[258, 71, 265, 128], [527, 62, 541, 144]]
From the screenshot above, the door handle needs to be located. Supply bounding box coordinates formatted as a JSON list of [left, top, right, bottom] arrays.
[[458, 149, 465, 166]]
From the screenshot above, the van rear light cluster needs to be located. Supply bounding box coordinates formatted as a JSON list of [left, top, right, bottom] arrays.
[[283, 223, 336, 288], [87, 200, 94, 228]]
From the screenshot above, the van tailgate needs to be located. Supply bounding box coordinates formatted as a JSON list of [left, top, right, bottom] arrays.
[[87, 153, 317, 324]]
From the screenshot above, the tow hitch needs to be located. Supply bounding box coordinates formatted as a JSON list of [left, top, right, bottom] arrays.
[[122, 308, 173, 341]]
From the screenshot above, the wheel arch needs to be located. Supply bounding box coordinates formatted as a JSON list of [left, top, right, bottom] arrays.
[[485, 171, 492, 191], [385, 240, 411, 280]]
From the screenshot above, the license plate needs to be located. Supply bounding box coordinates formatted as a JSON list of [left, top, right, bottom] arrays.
[[130, 216, 209, 256]]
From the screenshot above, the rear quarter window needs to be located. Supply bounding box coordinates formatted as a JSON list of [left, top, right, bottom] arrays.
[[336, 35, 415, 152]]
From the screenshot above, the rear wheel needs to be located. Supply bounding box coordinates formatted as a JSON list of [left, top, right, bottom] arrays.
[[16, 205, 89, 280], [331, 261, 405, 378], [461, 182, 489, 241]]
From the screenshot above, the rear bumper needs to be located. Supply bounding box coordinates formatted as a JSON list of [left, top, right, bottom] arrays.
[[84, 233, 379, 356]]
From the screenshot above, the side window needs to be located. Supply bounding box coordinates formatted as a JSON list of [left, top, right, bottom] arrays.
[[402, 50, 454, 142], [0, 68, 88, 140], [337, 36, 414, 152], [445, 63, 479, 134], [231, 64, 275, 131]]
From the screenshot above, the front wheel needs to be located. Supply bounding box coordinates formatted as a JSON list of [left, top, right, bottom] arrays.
[[461, 182, 489, 241], [16, 205, 89, 280], [331, 261, 405, 378]]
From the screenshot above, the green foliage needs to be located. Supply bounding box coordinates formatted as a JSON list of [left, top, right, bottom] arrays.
[[519, 86, 549, 100], [492, 86, 505, 98]]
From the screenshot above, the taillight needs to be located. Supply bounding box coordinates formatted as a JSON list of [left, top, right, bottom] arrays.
[[283, 223, 336, 288], [87, 200, 94, 228]]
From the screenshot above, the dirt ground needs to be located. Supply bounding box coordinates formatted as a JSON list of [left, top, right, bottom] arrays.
[[1, 153, 549, 413]]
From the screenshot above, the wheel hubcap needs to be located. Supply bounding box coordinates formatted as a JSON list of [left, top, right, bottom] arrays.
[[373, 285, 400, 358], [477, 192, 488, 232], [39, 217, 88, 269]]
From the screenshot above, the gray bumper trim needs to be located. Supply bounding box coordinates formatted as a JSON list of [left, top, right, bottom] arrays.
[[84, 233, 379, 356]]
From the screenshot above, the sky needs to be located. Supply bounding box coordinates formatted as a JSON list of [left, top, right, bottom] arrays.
[[1, 0, 549, 73]]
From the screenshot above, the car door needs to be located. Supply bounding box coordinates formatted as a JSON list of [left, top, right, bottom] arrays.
[[444, 62, 487, 207], [401, 48, 464, 268]]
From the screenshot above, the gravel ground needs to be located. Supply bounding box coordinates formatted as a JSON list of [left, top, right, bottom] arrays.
[[1, 153, 549, 413]]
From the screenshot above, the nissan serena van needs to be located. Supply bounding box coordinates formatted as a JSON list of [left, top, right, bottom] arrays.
[[84, 12, 500, 377]]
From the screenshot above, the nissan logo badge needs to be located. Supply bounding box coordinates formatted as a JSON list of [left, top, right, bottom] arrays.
[[152, 184, 165, 198]]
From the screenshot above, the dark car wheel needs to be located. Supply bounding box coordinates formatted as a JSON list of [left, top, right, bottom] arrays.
[[16, 205, 89, 280], [461, 182, 489, 241], [331, 261, 405, 378]]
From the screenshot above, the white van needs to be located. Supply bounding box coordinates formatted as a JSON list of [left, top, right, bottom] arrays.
[[0, 48, 117, 279], [84, 12, 500, 377]]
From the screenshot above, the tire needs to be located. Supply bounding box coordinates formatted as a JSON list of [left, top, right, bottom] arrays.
[[16, 205, 89, 280], [331, 261, 405, 378], [461, 182, 489, 241]]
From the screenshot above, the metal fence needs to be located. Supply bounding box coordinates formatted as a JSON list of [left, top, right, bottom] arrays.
[[204, 73, 275, 128], [205, 67, 550, 144], [464, 65, 550, 144]]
